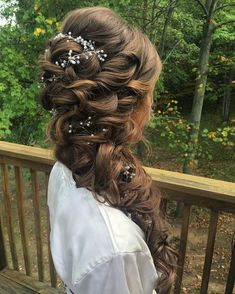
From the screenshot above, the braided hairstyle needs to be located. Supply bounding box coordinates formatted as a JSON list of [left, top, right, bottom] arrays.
[[39, 6, 177, 293]]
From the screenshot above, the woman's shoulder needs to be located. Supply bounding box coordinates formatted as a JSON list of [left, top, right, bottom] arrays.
[[48, 161, 157, 288], [49, 161, 76, 186], [49, 161, 152, 257], [98, 202, 153, 260]]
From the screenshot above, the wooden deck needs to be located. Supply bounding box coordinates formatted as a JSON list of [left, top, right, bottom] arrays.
[[0, 269, 64, 293], [0, 140, 234, 294]]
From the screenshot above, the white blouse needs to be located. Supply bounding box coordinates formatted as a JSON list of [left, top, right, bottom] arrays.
[[48, 161, 159, 294]]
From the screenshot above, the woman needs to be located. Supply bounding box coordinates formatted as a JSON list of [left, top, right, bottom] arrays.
[[39, 6, 177, 294]]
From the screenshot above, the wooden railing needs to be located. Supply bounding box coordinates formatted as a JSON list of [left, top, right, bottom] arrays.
[[0, 140, 234, 294]]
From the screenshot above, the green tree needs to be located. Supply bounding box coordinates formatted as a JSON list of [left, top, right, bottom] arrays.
[[183, 0, 235, 173]]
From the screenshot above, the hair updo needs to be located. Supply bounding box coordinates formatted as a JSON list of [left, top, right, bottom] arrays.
[[39, 6, 177, 293]]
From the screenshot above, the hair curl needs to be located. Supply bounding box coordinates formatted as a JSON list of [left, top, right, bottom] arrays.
[[39, 6, 177, 293]]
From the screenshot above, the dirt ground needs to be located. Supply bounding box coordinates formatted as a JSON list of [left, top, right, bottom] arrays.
[[167, 204, 234, 294], [151, 146, 235, 293]]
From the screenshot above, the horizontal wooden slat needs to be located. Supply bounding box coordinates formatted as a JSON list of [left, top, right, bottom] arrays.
[[146, 166, 235, 204], [0, 274, 36, 294], [0, 269, 64, 293], [0, 269, 46, 292], [0, 141, 234, 206], [0, 141, 54, 166], [0, 155, 52, 173], [0, 142, 234, 293], [160, 189, 235, 213]]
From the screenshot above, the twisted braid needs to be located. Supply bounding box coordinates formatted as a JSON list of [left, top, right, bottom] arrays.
[[39, 6, 177, 293]]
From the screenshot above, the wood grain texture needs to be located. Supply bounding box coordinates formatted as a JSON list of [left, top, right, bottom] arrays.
[[0, 274, 36, 294], [0, 217, 7, 270], [160, 189, 235, 213], [0, 269, 64, 293], [225, 241, 235, 294], [0, 141, 54, 166], [14, 166, 31, 276], [0, 140, 234, 205], [0, 141, 235, 293], [0, 155, 52, 173], [1, 164, 19, 271], [30, 170, 44, 282], [45, 172, 57, 288], [200, 209, 219, 294], [146, 166, 235, 204], [174, 204, 191, 294]]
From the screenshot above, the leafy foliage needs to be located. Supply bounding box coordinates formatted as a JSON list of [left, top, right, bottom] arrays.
[[0, 0, 234, 173]]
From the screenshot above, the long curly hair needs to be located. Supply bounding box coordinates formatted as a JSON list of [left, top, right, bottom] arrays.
[[39, 6, 177, 293]]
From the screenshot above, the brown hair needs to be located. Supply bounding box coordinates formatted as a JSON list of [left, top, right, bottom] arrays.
[[39, 6, 177, 293]]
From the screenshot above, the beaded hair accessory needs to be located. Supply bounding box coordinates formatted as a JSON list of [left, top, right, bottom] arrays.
[[122, 165, 136, 182], [41, 74, 60, 84], [68, 116, 93, 134], [53, 32, 107, 68], [41, 32, 107, 84]]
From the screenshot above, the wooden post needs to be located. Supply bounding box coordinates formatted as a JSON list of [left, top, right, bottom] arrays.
[[1, 164, 19, 271], [200, 209, 219, 294], [15, 166, 31, 276], [31, 169, 44, 282], [225, 240, 235, 294], [0, 217, 7, 270], [45, 172, 57, 288], [174, 203, 191, 294]]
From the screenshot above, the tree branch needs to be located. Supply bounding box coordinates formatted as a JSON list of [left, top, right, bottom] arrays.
[[162, 40, 181, 64], [122, 14, 150, 22], [214, 3, 235, 12], [195, 0, 209, 16], [214, 19, 235, 31], [147, 8, 166, 27], [151, 6, 168, 23], [208, 0, 219, 17]]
